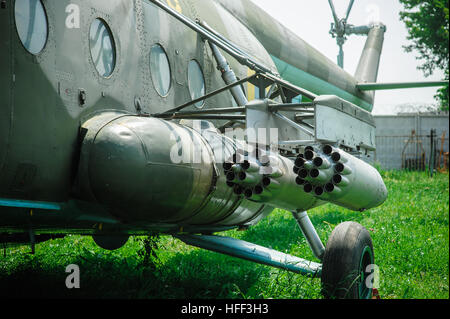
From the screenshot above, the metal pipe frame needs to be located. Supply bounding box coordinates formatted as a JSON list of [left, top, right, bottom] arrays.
[[292, 211, 325, 260], [269, 102, 315, 110], [273, 112, 315, 137], [149, 0, 317, 101], [164, 115, 246, 121], [263, 72, 317, 100], [278, 140, 316, 146], [153, 75, 256, 116], [148, 1, 320, 146], [271, 108, 315, 113], [208, 40, 249, 107], [175, 234, 322, 277], [149, 0, 273, 74], [199, 20, 253, 63], [162, 106, 246, 116]]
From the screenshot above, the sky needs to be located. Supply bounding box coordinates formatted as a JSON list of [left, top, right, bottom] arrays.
[[251, 0, 446, 114]]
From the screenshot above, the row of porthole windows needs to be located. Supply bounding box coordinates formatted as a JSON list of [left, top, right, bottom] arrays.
[[14, 0, 207, 108]]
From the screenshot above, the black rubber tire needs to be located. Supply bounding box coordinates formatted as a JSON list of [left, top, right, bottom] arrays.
[[92, 235, 129, 251], [321, 221, 374, 299]]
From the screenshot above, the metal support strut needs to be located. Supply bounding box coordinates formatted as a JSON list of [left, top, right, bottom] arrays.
[[208, 40, 248, 107], [176, 234, 322, 277], [292, 211, 325, 260]]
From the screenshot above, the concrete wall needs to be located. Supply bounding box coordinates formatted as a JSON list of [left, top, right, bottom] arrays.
[[374, 113, 449, 170]]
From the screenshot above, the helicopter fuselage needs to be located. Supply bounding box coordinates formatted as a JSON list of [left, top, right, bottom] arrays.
[[0, 0, 382, 236]]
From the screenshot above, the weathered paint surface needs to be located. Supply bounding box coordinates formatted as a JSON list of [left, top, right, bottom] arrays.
[[0, 0, 378, 235], [0, 0, 280, 234]]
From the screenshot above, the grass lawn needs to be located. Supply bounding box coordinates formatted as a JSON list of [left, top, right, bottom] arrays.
[[0, 170, 448, 299]]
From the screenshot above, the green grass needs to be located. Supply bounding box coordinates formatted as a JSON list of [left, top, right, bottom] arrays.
[[0, 171, 448, 299]]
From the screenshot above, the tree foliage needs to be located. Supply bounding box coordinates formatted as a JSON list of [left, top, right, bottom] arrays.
[[399, 0, 449, 110]]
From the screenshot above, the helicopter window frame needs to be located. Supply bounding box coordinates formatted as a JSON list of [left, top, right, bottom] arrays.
[[14, 0, 49, 55], [149, 44, 172, 98], [89, 18, 117, 78], [187, 59, 206, 109]]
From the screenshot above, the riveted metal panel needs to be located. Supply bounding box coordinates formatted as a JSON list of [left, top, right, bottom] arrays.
[[315, 95, 376, 150]]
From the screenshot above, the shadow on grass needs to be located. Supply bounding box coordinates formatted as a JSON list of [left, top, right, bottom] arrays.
[[0, 246, 269, 299], [0, 208, 365, 299], [237, 208, 364, 249]]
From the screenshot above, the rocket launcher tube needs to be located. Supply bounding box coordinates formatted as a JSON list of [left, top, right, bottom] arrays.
[[242, 160, 260, 172], [317, 149, 387, 211]]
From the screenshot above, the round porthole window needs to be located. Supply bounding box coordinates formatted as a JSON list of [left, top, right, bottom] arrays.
[[150, 45, 172, 97], [188, 60, 206, 108], [14, 0, 48, 55], [89, 18, 116, 77]]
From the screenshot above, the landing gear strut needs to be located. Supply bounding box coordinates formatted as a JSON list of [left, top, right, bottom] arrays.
[[176, 214, 375, 299]]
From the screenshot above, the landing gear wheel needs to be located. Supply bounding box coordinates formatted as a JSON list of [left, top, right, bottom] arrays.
[[321, 222, 374, 299], [92, 234, 129, 251]]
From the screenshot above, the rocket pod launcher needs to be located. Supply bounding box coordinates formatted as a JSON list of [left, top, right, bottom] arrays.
[[73, 96, 388, 227]]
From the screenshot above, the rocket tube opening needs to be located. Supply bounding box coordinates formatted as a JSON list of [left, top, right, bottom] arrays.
[[254, 185, 264, 195], [313, 157, 324, 167], [323, 145, 333, 155], [305, 150, 315, 160], [304, 183, 313, 193], [333, 174, 350, 187], [226, 172, 236, 181], [244, 188, 253, 198], [335, 163, 352, 175], [314, 186, 324, 196], [295, 157, 306, 167], [296, 177, 306, 185], [335, 163, 344, 173], [299, 169, 308, 179], [331, 152, 341, 162], [233, 185, 244, 195], [262, 176, 271, 187], [333, 174, 342, 184], [242, 159, 259, 172], [310, 168, 320, 178], [325, 183, 335, 193], [223, 162, 233, 171]]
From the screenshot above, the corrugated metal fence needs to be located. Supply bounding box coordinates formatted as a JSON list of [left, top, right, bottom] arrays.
[[374, 113, 449, 170]]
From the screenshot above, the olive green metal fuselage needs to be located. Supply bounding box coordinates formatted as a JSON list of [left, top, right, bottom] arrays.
[[0, 0, 374, 235]]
